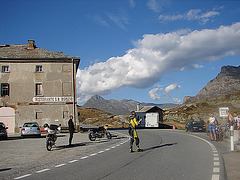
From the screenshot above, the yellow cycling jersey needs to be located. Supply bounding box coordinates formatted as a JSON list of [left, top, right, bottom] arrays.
[[129, 117, 138, 128]]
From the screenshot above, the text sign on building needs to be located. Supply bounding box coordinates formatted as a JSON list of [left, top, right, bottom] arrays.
[[219, 107, 229, 117], [33, 97, 73, 103]]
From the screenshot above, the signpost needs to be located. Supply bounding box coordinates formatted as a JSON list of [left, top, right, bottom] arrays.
[[219, 107, 235, 151], [219, 107, 229, 117]]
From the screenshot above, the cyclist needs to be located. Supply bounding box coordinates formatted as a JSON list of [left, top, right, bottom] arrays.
[[128, 111, 143, 153], [208, 113, 217, 141]]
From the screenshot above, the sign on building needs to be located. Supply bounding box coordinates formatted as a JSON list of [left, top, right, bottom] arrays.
[[219, 107, 229, 117], [33, 97, 73, 103]]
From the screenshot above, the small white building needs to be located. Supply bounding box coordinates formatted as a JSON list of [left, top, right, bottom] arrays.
[[136, 106, 164, 127]]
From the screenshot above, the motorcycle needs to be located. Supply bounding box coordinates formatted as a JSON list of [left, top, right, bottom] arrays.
[[44, 124, 61, 151], [88, 125, 112, 141]]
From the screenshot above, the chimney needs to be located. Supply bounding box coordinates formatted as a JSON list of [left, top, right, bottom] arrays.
[[137, 103, 140, 112], [28, 40, 36, 49]]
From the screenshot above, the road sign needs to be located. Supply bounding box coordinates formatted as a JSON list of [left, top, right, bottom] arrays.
[[219, 107, 229, 117]]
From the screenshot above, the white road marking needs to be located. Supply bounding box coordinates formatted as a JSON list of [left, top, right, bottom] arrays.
[[214, 162, 220, 166], [90, 153, 97, 156], [81, 156, 89, 159], [69, 160, 78, 163], [213, 168, 220, 173], [212, 175, 219, 180], [36, 169, 50, 173], [14, 174, 32, 179], [214, 157, 219, 161], [55, 164, 66, 168]]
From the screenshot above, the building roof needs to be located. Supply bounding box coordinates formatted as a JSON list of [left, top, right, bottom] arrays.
[[0, 40, 80, 60], [136, 106, 164, 113]]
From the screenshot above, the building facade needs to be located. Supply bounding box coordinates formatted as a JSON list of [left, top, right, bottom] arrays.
[[0, 40, 80, 133]]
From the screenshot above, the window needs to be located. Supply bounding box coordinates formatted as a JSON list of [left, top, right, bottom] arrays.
[[2, 66, 9, 72], [36, 65, 42, 72], [36, 83, 43, 96], [63, 111, 69, 118], [1, 83, 9, 96], [35, 112, 43, 120]]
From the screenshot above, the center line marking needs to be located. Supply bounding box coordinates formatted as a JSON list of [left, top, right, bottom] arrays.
[[36, 169, 50, 173], [69, 160, 78, 163], [55, 164, 66, 168], [14, 174, 32, 179]]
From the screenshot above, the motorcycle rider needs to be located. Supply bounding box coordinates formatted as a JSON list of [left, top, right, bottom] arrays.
[[128, 111, 143, 153]]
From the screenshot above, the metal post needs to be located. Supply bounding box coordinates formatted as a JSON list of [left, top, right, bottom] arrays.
[[230, 126, 234, 151], [72, 59, 76, 126]]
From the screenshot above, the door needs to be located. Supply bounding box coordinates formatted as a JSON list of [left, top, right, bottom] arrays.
[[0, 107, 15, 133]]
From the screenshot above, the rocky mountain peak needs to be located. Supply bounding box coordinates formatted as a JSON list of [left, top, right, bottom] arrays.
[[183, 65, 240, 104]]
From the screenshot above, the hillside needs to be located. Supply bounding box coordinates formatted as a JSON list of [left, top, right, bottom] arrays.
[[82, 95, 178, 115], [164, 92, 240, 129], [77, 106, 129, 128]]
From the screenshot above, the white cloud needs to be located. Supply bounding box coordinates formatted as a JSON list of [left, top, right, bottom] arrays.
[[77, 22, 240, 103], [159, 8, 220, 24], [149, 88, 161, 100], [147, 0, 161, 13], [163, 83, 181, 98], [173, 98, 182, 104], [107, 9, 129, 30]]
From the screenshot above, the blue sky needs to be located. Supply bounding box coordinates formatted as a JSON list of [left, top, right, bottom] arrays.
[[1, 0, 240, 105]]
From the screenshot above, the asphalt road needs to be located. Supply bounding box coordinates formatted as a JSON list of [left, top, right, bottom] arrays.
[[1, 129, 225, 180]]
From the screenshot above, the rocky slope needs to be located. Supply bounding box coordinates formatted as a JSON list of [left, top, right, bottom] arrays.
[[164, 92, 240, 129], [183, 65, 240, 104]]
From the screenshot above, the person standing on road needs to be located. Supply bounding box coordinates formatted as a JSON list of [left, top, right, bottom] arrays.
[[233, 112, 240, 135], [227, 111, 235, 128], [68, 115, 75, 146], [208, 113, 217, 141], [128, 111, 143, 153]]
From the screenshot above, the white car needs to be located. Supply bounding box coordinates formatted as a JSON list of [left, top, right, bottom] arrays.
[[21, 122, 41, 138]]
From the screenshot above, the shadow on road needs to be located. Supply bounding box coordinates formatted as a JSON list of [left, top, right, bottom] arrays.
[[0, 168, 11, 172], [143, 143, 178, 151]]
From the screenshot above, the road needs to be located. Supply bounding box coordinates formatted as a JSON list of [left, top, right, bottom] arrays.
[[1, 130, 225, 180]]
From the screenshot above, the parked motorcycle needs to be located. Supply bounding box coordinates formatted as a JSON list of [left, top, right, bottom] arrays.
[[88, 125, 112, 141], [44, 124, 61, 151]]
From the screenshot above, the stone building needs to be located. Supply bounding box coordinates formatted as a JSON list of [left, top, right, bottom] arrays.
[[0, 40, 80, 133]]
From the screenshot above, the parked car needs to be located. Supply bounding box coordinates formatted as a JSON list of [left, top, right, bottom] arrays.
[[0, 122, 8, 139], [20, 122, 41, 138], [185, 121, 206, 132]]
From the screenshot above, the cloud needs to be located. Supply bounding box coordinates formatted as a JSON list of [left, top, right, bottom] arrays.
[[147, 0, 161, 13], [173, 98, 182, 104], [147, 0, 170, 13], [107, 10, 129, 30], [149, 87, 163, 100], [159, 8, 220, 24], [163, 83, 181, 98], [90, 14, 110, 28], [77, 22, 240, 103]]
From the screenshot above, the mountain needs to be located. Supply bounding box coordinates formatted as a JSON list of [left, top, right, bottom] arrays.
[[183, 65, 240, 104], [82, 95, 178, 115]]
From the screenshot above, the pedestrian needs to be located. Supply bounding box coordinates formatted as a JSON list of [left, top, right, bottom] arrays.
[[68, 115, 75, 146], [208, 113, 217, 141], [233, 112, 240, 135], [121, 119, 125, 128], [227, 111, 235, 128], [128, 111, 143, 153]]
